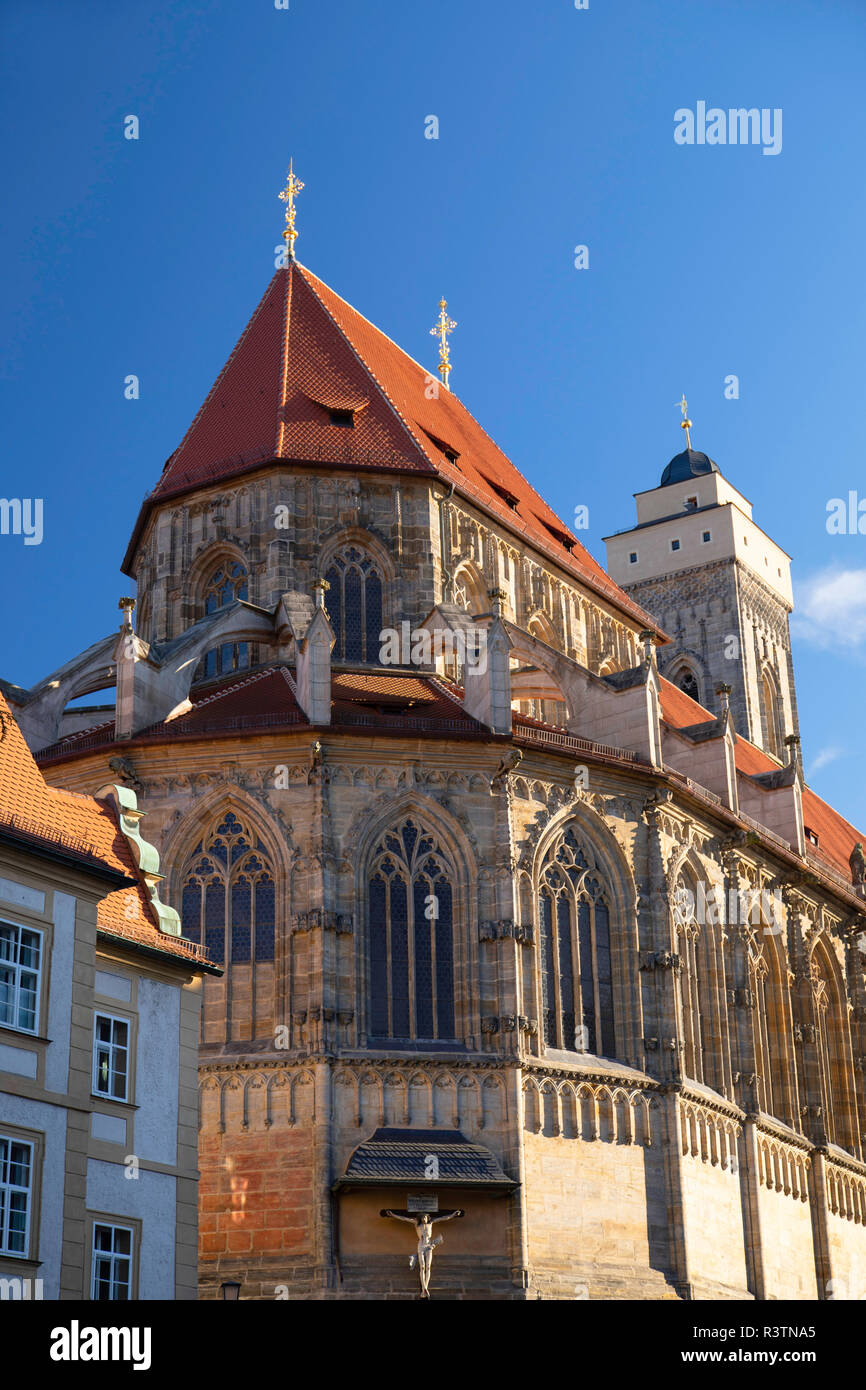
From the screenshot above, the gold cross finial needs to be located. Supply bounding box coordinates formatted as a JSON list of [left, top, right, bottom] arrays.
[[430, 297, 457, 389], [677, 393, 693, 449], [279, 159, 304, 260]]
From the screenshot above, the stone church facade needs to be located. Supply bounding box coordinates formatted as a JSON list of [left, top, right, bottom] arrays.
[[6, 253, 866, 1300]]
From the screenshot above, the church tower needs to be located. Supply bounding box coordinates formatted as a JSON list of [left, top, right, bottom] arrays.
[[604, 412, 800, 763]]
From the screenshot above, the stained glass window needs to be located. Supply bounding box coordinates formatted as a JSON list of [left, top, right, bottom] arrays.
[[537, 827, 616, 1057], [324, 546, 384, 664], [367, 818, 455, 1043], [198, 561, 250, 680], [180, 812, 275, 964]]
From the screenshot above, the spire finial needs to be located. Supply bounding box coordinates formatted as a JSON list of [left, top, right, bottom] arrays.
[[677, 393, 693, 449], [279, 159, 304, 261], [430, 297, 457, 389]]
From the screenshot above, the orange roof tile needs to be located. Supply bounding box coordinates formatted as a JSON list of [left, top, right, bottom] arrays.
[[660, 676, 864, 882], [801, 789, 865, 880], [0, 695, 210, 969], [658, 679, 715, 729]]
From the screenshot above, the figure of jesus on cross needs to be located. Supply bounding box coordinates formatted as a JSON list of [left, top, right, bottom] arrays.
[[380, 1209, 464, 1298]]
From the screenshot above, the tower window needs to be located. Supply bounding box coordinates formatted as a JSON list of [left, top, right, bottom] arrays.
[[702, 530, 711, 543], [761, 669, 782, 759], [629, 551, 638, 564], [678, 670, 700, 702], [685, 495, 698, 510], [670, 539, 681, 552]]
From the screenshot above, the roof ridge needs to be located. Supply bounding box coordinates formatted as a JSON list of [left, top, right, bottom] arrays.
[[157, 272, 284, 492], [293, 264, 437, 475], [183, 664, 281, 715], [276, 263, 292, 457]]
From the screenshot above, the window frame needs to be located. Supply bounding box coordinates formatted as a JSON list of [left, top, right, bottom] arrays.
[[0, 918, 44, 1036], [92, 1011, 132, 1103], [89, 1217, 138, 1301], [0, 1132, 35, 1260]]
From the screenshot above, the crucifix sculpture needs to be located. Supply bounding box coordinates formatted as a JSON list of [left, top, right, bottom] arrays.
[[380, 1208, 464, 1298]]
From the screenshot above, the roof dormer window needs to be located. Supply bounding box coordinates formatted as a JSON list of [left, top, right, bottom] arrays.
[[329, 409, 355, 428], [805, 828, 819, 847]]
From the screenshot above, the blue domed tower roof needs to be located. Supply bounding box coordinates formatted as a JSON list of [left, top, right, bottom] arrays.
[[660, 448, 720, 487]]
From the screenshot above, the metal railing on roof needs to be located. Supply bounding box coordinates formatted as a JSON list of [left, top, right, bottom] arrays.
[[735, 809, 792, 853], [662, 765, 724, 808], [514, 723, 639, 762], [333, 711, 475, 734], [803, 845, 860, 896]]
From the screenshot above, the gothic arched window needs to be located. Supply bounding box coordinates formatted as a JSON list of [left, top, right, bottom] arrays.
[[811, 944, 854, 1152], [199, 561, 250, 680], [674, 873, 724, 1093], [761, 668, 782, 758], [453, 566, 486, 616], [324, 546, 383, 664], [678, 669, 700, 702], [367, 818, 455, 1043], [753, 938, 794, 1127], [180, 812, 275, 965], [537, 827, 616, 1058]]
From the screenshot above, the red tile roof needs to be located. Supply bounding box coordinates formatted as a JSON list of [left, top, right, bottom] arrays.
[[0, 695, 210, 967], [660, 676, 864, 880], [36, 665, 493, 766], [658, 679, 715, 730], [123, 262, 664, 637]]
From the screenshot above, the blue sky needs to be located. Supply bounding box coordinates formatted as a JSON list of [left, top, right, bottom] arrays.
[[2, 0, 865, 825]]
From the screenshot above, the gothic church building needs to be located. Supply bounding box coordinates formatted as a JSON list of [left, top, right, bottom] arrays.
[[7, 237, 866, 1301]]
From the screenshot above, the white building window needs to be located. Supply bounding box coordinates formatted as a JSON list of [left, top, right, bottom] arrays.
[[0, 1135, 33, 1256], [91, 1223, 133, 1300], [670, 538, 681, 552], [628, 551, 638, 564], [93, 1015, 130, 1101], [702, 530, 711, 543], [0, 921, 42, 1034]]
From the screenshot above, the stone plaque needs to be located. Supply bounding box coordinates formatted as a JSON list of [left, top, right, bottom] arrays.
[[407, 1193, 439, 1213]]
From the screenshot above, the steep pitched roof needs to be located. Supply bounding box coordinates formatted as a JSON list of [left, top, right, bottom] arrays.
[[0, 695, 209, 967], [124, 262, 663, 635], [659, 677, 864, 881]]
